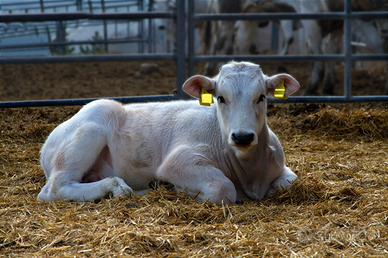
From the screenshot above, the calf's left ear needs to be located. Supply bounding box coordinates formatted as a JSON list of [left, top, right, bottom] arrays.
[[266, 73, 300, 97], [182, 75, 216, 99]]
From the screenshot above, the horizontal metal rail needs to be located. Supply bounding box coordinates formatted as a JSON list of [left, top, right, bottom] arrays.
[[1, 0, 133, 5], [194, 54, 388, 62], [268, 96, 388, 103], [1, 38, 150, 50], [193, 12, 388, 21], [0, 95, 177, 108], [1, 0, 138, 9], [3, 11, 386, 23], [1, 19, 132, 40], [0, 53, 176, 64], [3, 95, 387, 109], [1, 11, 175, 22]]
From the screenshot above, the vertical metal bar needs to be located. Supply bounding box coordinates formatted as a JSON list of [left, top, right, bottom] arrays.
[[76, 0, 82, 12], [344, 0, 352, 100], [271, 22, 279, 52], [46, 26, 52, 54], [56, 21, 64, 55], [138, 0, 144, 53], [115, 7, 118, 38], [176, 0, 186, 99], [188, 0, 195, 77], [88, 0, 93, 13], [39, 0, 44, 13], [148, 0, 154, 53], [127, 5, 130, 38], [153, 15, 156, 53], [298, 28, 305, 54], [101, 0, 108, 52]]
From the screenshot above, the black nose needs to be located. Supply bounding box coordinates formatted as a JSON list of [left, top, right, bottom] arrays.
[[231, 133, 255, 146]]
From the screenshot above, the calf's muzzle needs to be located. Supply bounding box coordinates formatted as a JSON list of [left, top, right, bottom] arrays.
[[231, 133, 255, 146]]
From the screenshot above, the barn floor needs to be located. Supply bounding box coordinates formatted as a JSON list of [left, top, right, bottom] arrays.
[[1, 61, 388, 257]]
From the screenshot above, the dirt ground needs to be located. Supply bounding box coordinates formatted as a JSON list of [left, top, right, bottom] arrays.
[[0, 60, 387, 102], [1, 60, 388, 257]]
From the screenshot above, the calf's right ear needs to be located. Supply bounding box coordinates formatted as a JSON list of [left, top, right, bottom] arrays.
[[182, 75, 216, 99], [266, 73, 300, 98]]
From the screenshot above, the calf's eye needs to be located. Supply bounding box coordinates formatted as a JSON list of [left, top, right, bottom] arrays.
[[217, 96, 225, 103], [257, 94, 266, 104]]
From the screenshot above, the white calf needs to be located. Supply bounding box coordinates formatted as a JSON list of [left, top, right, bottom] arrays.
[[38, 61, 300, 205]]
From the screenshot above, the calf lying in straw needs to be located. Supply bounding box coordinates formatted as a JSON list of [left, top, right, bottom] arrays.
[[38, 61, 299, 205]]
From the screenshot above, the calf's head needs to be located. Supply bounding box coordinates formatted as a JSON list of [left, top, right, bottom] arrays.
[[183, 61, 299, 158]]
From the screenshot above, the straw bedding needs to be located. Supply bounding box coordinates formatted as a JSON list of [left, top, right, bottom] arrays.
[[1, 102, 388, 257], [1, 59, 388, 257]]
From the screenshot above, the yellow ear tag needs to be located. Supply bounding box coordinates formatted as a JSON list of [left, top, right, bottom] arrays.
[[199, 88, 214, 106], [274, 80, 288, 99]]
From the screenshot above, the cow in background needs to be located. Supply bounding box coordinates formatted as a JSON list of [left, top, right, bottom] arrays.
[[204, 0, 252, 75], [234, 2, 301, 56], [368, 0, 388, 94], [253, 0, 385, 95], [155, 0, 209, 54]]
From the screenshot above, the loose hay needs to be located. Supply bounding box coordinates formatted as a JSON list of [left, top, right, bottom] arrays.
[[1, 104, 388, 257], [299, 106, 388, 141]]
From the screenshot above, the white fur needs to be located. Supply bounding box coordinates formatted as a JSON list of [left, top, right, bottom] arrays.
[[38, 61, 299, 205]]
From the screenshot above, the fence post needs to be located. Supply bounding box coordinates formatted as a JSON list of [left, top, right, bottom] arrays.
[[56, 21, 65, 55], [148, 0, 154, 53], [76, 0, 82, 11], [138, 0, 144, 53], [88, 0, 93, 13], [344, 0, 352, 100], [271, 22, 279, 52], [101, 0, 108, 53], [39, 0, 44, 13], [188, 0, 195, 77], [176, 0, 186, 99]]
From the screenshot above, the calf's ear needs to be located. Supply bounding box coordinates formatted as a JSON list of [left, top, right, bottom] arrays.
[[265, 73, 300, 97], [182, 75, 216, 99]]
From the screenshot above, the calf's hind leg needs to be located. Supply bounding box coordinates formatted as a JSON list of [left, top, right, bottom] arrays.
[[38, 121, 132, 202]]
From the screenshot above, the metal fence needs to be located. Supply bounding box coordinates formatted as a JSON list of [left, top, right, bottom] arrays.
[[1, 0, 152, 54], [1, 0, 388, 108], [1, 0, 187, 108], [187, 0, 388, 103]]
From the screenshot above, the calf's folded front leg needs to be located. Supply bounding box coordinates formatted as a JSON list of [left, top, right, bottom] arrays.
[[156, 145, 237, 205]]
